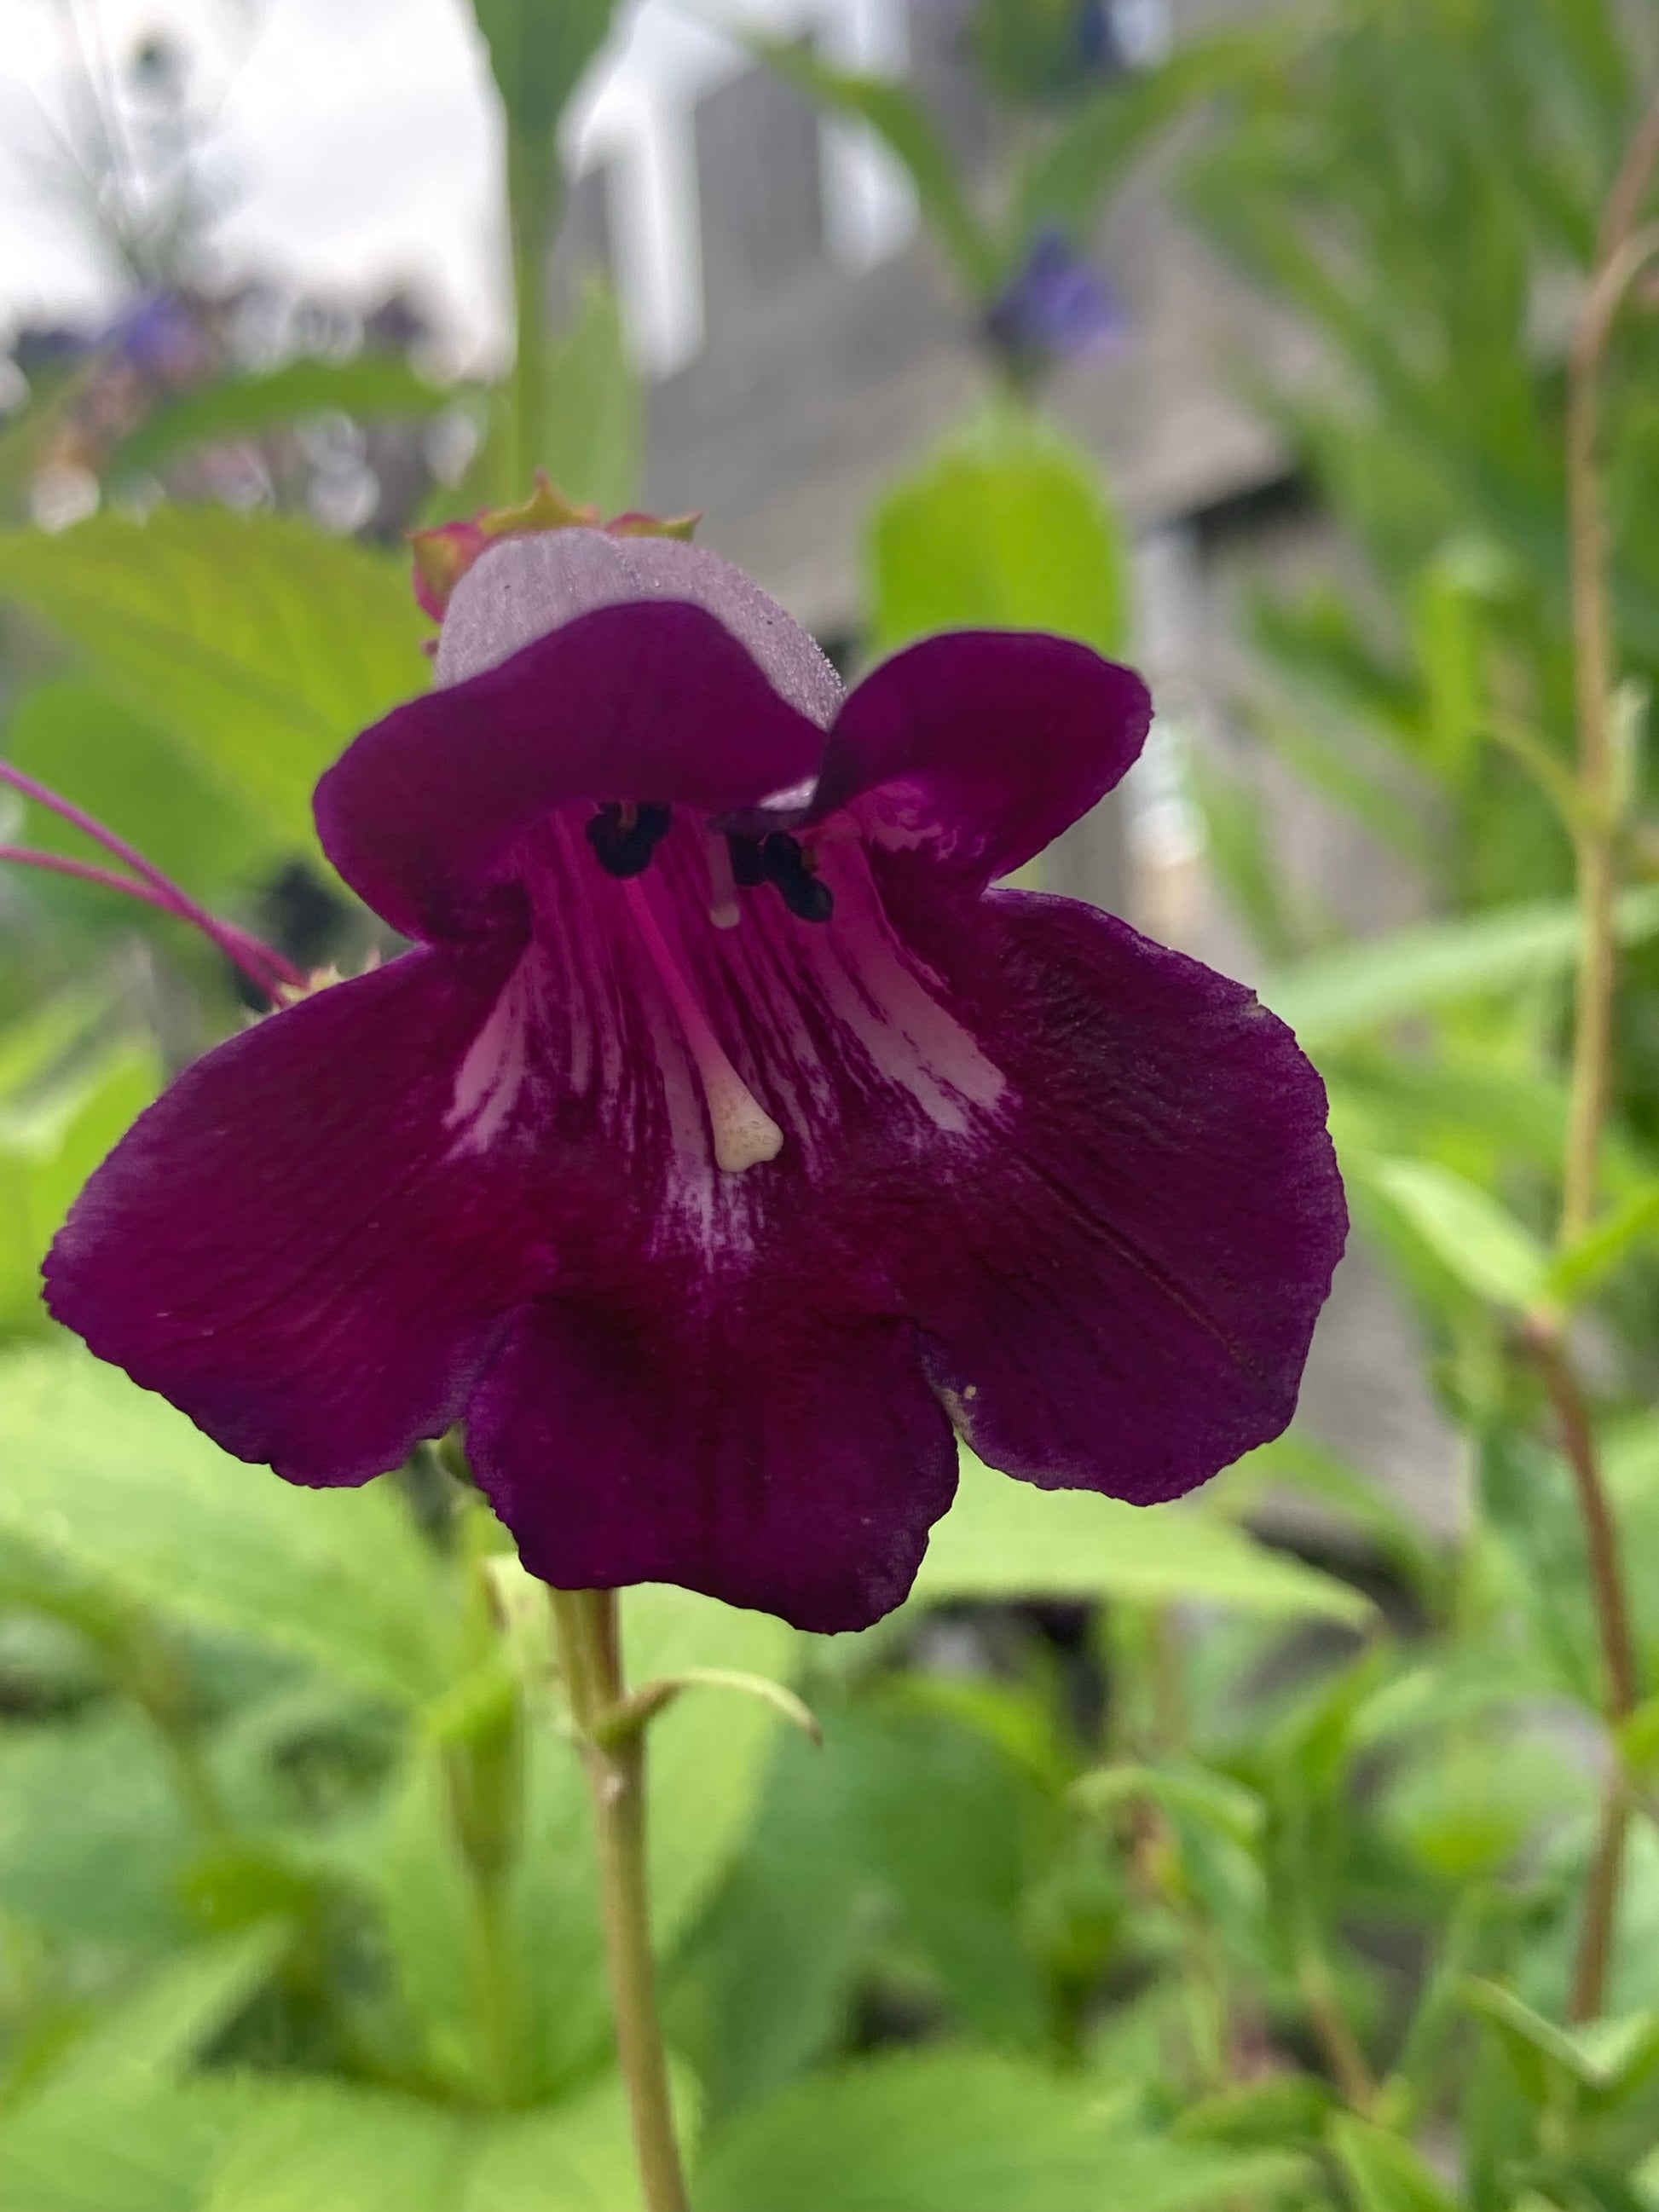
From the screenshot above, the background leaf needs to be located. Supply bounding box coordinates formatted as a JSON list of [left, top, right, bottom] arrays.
[[915, 1453, 1370, 1622], [107, 358, 452, 487], [867, 415, 1128, 657], [0, 510, 431, 847], [0, 1349, 460, 1705]]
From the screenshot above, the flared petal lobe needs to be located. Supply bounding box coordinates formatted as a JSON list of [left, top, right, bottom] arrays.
[[879, 878, 1347, 1501], [468, 1301, 960, 1633], [43, 946, 558, 1484], [809, 631, 1152, 887], [317, 529, 843, 944]]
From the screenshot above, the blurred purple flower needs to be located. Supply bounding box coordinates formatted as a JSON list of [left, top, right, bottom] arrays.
[[46, 526, 1344, 1632], [101, 292, 213, 385], [986, 230, 1128, 371]]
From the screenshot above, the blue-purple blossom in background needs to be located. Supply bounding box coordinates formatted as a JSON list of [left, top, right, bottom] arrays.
[[985, 230, 1129, 377], [46, 522, 1344, 1633]]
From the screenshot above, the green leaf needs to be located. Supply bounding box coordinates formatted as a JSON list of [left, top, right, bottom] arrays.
[[0, 508, 431, 846], [0, 2080, 251, 2212], [0, 1707, 193, 1947], [1549, 1181, 1659, 1308], [45, 1926, 290, 2098], [359, 1571, 795, 2099], [462, 2075, 656, 2211], [915, 1452, 1370, 1621], [199, 2071, 662, 2211], [1173, 2074, 1336, 2149], [1327, 2115, 1461, 2212], [6, 673, 274, 893], [538, 280, 639, 515], [0, 1037, 161, 1337], [697, 2050, 1307, 2212], [203, 2084, 471, 2212], [1013, 28, 1279, 241], [867, 413, 1128, 656], [107, 357, 450, 486], [471, 0, 617, 141], [1073, 1760, 1267, 1850], [0, 1347, 460, 1704], [1619, 1693, 1659, 1782], [755, 43, 998, 297], [1463, 1979, 1659, 2099], [1259, 887, 1659, 1047], [1360, 1155, 1551, 1311]]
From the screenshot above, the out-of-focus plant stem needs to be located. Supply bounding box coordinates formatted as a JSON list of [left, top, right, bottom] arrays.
[[1546, 86, 1659, 2022], [506, 127, 554, 497], [550, 1587, 689, 2212]]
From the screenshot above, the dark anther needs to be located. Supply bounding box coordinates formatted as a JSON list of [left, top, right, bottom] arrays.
[[725, 834, 766, 888], [587, 801, 672, 879], [761, 832, 835, 923]]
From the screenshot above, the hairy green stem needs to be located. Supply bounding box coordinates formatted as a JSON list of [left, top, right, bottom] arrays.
[[1551, 90, 1659, 2016], [550, 1589, 689, 2212]]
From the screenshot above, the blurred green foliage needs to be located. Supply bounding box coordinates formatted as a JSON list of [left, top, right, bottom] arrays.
[[3, 1, 1659, 2209]]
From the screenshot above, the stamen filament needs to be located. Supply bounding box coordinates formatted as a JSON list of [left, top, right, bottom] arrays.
[[621, 878, 783, 1173], [704, 831, 741, 930], [0, 762, 302, 1003]]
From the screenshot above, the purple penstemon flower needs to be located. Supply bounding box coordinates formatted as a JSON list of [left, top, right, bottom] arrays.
[[43, 509, 1345, 1632]]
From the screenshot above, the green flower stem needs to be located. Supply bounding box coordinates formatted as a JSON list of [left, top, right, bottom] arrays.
[[1524, 1322, 1639, 2022], [1551, 84, 1659, 2022], [549, 1587, 690, 2212], [506, 124, 556, 497]]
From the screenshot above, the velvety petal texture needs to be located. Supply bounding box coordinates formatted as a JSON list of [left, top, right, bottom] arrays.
[[808, 630, 1151, 886], [44, 945, 553, 1483], [45, 525, 1345, 1632]]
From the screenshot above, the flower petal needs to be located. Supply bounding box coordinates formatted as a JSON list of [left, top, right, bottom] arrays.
[[888, 884, 1346, 1500], [810, 632, 1151, 886], [316, 600, 827, 944], [465, 1300, 959, 1633], [43, 945, 556, 1486]]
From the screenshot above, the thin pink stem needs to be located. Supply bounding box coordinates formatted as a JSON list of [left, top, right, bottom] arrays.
[[0, 842, 188, 914], [0, 760, 303, 998], [0, 840, 296, 1004]]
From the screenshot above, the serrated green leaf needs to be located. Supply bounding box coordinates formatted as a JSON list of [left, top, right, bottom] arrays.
[[6, 673, 273, 894], [0, 1347, 460, 1703], [916, 1453, 1370, 1621], [1260, 888, 1659, 1046], [867, 414, 1127, 656], [1361, 1155, 1551, 1312], [0, 509, 430, 846]]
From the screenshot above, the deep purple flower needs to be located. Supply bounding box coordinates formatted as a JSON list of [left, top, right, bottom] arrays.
[[985, 230, 1128, 372], [45, 525, 1344, 1633]]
